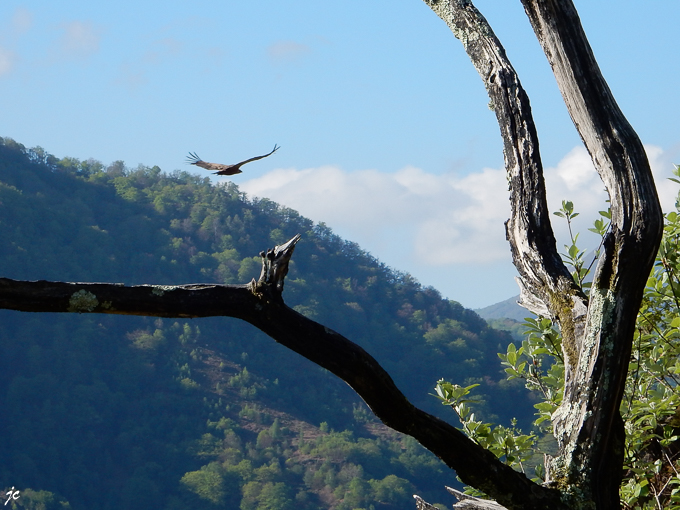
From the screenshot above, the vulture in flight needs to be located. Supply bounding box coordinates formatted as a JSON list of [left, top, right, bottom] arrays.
[[186, 145, 280, 176]]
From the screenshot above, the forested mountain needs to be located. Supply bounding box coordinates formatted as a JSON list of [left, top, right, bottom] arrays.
[[0, 137, 532, 510]]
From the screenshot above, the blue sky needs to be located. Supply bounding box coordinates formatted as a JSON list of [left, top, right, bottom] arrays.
[[1, 1, 679, 308]]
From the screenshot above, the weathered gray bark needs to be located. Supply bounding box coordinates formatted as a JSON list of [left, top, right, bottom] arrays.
[[257, 233, 301, 297], [415, 487, 509, 509], [447, 487, 509, 509], [519, 5, 662, 507], [414, 495, 439, 510], [419, 0, 663, 508]]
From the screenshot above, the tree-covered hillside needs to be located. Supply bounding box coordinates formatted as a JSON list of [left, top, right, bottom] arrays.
[[0, 138, 531, 510]]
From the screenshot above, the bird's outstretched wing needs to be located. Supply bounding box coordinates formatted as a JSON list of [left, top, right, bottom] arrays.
[[185, 152, 231, 172], [231, 144, 280, 169], [186, 145, 280, 176]]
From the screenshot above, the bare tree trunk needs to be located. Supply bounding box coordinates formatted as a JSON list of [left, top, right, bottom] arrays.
[[420, 0, 663, 508], [519, 4, 662, 506]]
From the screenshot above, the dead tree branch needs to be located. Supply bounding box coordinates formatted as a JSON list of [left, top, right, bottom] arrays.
[[0, 235, 567, 510]]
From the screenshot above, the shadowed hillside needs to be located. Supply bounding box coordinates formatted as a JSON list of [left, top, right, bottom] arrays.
[[0, 137, 533, 510]]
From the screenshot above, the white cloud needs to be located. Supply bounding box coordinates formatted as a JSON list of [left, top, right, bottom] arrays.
[[415, 167, 510, 264], [267, 40, 311, 64], [240, 163, 511, 265], [116, 63, 146, 89], [202, 46, 227, 70], [544, 144, 677, 215], [11, 8, 33, 35], [115, 37, 183, 90], [647, 145, 678, 213], [0, 47, 16, 77], [58, 21, 101, 60], [142, 37, 183, 65], [543, 146, 607, 253], [0, 7, 29, 77], [543, 144, 677, 257], [117, 36, 194, 89], [239, 145, 677, 271]]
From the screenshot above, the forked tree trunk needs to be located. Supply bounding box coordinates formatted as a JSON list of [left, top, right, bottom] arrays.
[[0, 1, 663, 509], [420, 0, 663, 508]]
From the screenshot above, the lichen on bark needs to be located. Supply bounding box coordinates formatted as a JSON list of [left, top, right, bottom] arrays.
[[67, 289, 99, 313]]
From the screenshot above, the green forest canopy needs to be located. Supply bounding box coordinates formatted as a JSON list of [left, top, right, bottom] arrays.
[[0, 138, 532, 510]]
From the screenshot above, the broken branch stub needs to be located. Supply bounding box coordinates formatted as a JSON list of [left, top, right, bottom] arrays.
[[413, 487, 509, 510], [413, 495, 440, 510], [258, 234, 301, 296], [447, 487, 508, 509]]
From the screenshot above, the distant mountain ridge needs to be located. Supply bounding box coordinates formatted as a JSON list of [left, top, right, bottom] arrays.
[[475, 295, 534, 321]]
